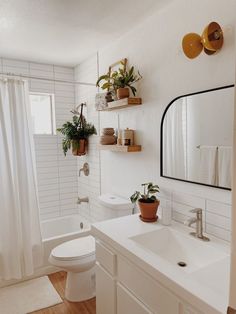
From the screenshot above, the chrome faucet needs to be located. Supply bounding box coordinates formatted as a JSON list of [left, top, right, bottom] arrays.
[[77, 196, 89, 204], [184, 208, 210, 241], [79, 162, 89, 176]]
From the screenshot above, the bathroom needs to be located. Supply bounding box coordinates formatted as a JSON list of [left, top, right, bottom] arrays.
[[0, 0, 236, 313]]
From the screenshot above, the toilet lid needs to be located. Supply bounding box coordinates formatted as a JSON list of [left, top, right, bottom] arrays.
[[51, 236, 95, 261]]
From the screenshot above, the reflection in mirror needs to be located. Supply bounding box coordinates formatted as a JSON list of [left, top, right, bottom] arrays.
[[161, 85, 234, 190]]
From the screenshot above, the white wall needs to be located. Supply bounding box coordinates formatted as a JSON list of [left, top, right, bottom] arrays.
[[75, 0, 236, 241], [0, 57, 78, 221]]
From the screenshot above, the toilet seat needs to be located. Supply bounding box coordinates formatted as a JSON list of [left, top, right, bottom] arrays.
[[51, 236, 95, 261]]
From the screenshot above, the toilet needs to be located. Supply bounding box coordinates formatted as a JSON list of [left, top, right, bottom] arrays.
[[98, 193, 134, 218], [49, 194, 133, 302], [49, 236, 96, 302]]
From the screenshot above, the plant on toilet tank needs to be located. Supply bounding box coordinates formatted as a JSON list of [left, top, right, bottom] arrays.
[[130, 182, 160, 222], [57, 103, 97, 156]]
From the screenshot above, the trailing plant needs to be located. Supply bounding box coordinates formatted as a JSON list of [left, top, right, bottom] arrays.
[[130, 182, 159, 204], [57, 104, 97, 156], [96, 63, 142, 96]]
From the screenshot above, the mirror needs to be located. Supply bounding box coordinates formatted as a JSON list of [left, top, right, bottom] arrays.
[[160, 85, 234, 190]]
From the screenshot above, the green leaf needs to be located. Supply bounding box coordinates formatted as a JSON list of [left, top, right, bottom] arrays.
[[96, 74, 110, 87], [129, 66, 134, 76], [130, 191, 141, 203], [101, 82, 113, 90], [150, 195, 157, 201], [130, 86, 137, 96]]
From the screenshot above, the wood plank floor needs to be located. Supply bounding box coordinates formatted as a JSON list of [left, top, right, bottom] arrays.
[[30, 272, 96, 314]]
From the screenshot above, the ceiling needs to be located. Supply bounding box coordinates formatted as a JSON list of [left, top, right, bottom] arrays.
[[0, 0, 172, 66]]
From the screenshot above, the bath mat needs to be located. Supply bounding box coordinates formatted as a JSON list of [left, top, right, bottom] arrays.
[[0, 276, 62, 314]]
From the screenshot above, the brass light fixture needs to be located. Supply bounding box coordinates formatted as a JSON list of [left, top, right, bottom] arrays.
[[182, 22, 224, 59]]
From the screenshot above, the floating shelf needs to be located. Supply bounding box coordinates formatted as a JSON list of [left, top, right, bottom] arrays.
[[98, 97, 142, 111], [98, 144, 142, 152]]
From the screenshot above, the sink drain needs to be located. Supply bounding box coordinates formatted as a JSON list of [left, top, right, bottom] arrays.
[[177, 261, 187, 267]]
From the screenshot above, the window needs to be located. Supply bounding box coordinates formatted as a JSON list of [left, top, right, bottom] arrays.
[[30, 93, 56, 135]]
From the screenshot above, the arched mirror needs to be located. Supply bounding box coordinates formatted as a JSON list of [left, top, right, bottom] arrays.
[[160, 85, 234, 190]]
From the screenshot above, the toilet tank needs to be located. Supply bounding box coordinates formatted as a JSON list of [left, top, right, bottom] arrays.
[[98, 194, 133, 218]]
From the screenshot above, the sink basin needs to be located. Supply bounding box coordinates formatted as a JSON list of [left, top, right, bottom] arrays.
[[129, 227, 228, 273]]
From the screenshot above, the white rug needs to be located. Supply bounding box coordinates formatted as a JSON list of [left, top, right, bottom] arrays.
[[0, 276, 62, 314]]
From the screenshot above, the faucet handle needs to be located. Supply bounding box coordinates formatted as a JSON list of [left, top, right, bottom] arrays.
[[79, 162, 89, 177], [189, 208, 202, 214]]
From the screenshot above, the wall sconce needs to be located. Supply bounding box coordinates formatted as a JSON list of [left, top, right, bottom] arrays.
[[182, 22, 224, 59]]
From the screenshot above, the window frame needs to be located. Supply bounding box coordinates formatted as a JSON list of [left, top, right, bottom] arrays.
[[30, 92, 56, 135]]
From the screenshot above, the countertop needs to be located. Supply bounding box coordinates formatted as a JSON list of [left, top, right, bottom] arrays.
[[91, 214, 230, 314]]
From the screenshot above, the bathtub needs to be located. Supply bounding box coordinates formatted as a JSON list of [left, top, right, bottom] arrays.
[[41, 214, 91, 272], [0, 214, 91, 288]]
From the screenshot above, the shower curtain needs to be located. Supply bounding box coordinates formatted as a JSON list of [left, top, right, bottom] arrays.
[[0, 78, 42, 280]]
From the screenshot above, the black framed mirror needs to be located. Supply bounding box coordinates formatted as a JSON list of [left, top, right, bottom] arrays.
[[160, 85, 234, 190]]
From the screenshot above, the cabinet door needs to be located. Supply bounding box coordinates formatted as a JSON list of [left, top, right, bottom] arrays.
[[117, 283, 153, 314], [96, 263, 116, 314], [117, 255, 179, 313]]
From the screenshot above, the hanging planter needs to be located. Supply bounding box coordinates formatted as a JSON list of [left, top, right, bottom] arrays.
[[72, 139, 87, 156], [57, 103, 97, 157]]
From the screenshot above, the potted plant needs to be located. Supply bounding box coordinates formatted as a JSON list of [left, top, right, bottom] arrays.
[[57, 104, 97, 156], [130, 182, 160, 222], [96, 65, 142, 100]]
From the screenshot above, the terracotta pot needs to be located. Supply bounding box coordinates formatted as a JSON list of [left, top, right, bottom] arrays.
[[72, 139, 87, 156], [116, 88, 129, 99], [138, 200, 160, 220]]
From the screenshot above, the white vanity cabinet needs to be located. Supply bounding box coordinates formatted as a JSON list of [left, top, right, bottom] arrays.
[[117, 283, 152, 314], [95, 241, 116, 314], [96, 264, 116, 314], [95, 239, 203, 314]]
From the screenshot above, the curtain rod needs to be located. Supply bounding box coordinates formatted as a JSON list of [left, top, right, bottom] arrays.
[[0, 72, 96, 86]]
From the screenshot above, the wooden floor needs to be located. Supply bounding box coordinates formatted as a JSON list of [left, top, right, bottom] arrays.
[[30, 272, 96, 314]]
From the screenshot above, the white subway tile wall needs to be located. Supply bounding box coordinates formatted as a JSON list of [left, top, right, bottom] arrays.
[[75, 55, 109, 223], [0, 58, 78, 221], [160, 189, 231, 242]]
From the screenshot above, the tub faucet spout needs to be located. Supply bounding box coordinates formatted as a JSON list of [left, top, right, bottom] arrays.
[[77, 196, 89, 204]]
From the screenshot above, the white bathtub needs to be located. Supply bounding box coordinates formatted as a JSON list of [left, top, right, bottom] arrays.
[[0, 214, 91, 288], [41, 214, 91, 272]]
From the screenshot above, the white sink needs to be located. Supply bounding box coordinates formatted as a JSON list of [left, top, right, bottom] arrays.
[[129, 227, 228, 273]]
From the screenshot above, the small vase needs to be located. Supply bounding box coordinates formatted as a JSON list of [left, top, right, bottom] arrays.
[[105, 92, 113, 102], [138, 200, 160, 221], [116, 88, 130, 99], [72, 139, 87, 156]]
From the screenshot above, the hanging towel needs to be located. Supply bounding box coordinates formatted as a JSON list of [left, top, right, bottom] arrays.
[[199, 146, 218, 185], [218, 146, 232, 188]]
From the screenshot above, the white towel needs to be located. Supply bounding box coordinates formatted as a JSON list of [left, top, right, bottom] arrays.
[[199, 146, 218, 185], [218, 146, 232, 188]]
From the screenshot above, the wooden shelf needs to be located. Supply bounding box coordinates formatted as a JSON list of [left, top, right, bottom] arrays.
[[98, 97, 142, 111], [98, 144, 142, 152]]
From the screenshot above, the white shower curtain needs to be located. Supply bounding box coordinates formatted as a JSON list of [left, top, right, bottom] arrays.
[[0, 78, 42, 280]]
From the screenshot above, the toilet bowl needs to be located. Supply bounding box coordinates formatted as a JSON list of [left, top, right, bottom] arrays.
[[49, 235, 96, 302], [49, 194, 132, 302]]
